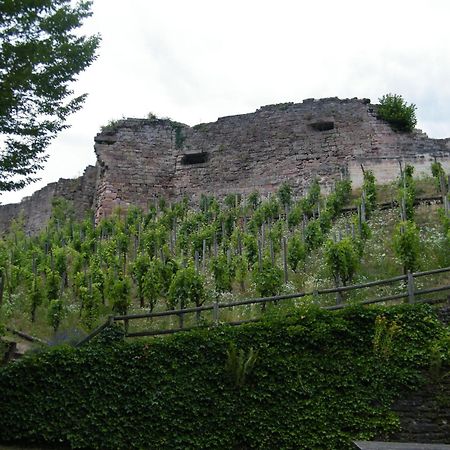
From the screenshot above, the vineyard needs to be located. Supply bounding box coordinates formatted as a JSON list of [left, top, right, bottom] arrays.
[[0, 162, 449, 347]]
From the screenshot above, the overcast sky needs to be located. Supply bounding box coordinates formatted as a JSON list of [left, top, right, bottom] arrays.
[[2, 0, 450, 204]]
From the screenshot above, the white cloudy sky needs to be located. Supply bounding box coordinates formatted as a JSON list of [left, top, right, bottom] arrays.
[[2, 0, 450, 204]]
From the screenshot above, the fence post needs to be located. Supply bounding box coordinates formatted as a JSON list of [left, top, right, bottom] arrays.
[[213, 300, 219, 325], [407, 271, 415, 303], [257, 239, 262, 270], [282, 237, 288, 283], [313, 289, 319, 304], [194, 250, 199, 272]]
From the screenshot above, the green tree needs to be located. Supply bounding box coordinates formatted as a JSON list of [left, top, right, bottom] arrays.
[[252, 256, 283, 297], [287, 232, 306, 272], [305, 178, 321, 213], [277, 182, 292, 210], [141, 258, 163, 313], [243, 233, 258, 266], [80, 284, 101, 330], [362, 169, 377, 218], [287, 203, 302, 229], [324, 237, 359, 287], [431, 161, 448, 193], [47, 299, 64, 333], [29, 277, 44, 323], [393, 221, 420, 273], [247, 191, 260, 210], [326, 179, 352, 218], [131, 253, 151, 308], [210, 253, 234, 293], [377, 94, 417, 132], [304, 219, 323, 251], [167, 264, 205, 324], [109, 274, 131, 316], [398, 164, 416, 221], [234, 254, 248, 291], [0, 0, 100, 191]]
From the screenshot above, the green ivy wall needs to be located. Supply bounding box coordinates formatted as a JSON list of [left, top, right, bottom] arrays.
[[0, 304, 447, 450]]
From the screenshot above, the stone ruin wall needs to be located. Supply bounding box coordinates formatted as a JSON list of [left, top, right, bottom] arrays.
[[93, 97, 450, 220], [1, 97, 449, 233], [0, 165, 98, 235]]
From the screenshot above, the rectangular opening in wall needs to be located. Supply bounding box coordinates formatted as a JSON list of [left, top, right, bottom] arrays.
[[181, 152, 209, 165], [310, 121, 335, 131]]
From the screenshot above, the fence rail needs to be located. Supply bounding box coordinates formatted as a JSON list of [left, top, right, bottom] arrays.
[[341, 195, 443, 214], [76, 265, 450, 345], [6, 327, 49, 346]]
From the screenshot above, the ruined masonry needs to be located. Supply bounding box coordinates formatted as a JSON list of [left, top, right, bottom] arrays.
[[1, 97, 449, 234]]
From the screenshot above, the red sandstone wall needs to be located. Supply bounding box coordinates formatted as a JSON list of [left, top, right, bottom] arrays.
[[93, 98, 450, 218], [1, 97, 449, 233], [0, 166, 98, 235]]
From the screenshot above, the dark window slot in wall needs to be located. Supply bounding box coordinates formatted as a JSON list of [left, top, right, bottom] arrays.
[[310, 121, 335, 131], [181, 153, 208, 165]]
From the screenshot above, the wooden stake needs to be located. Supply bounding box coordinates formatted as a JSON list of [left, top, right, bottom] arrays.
[[257, 239, 262, 270], [194, 250, 199, 272], [407, 271, 415, 303], [202, 239, 207, 272], [282, 237, 288, 283]]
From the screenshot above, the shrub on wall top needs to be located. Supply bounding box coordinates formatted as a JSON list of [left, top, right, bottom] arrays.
[[377, 94, 417, 132]]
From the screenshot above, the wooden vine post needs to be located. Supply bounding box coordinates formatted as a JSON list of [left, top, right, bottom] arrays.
[[282, 237, 288, 283]]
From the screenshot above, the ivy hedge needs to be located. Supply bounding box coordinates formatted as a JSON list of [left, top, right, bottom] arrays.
[[0, 303, 447, 450]]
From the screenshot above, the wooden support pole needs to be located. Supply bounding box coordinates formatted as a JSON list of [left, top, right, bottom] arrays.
[[282, 237, 288, 283], [261, 223, 265, 251], [257, 239, 263, 270], [213, 300, 219, 325], [202, 239, 207, 272], [194, 250, 199, 272], [407, 271, 415, 304]]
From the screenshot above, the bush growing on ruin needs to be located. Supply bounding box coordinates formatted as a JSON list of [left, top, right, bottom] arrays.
[[377, 94, 417, 132]]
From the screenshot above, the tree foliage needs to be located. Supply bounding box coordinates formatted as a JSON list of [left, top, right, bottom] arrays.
[[393, 221, 420, 274], [377, 94, 417, 132], [398, 164, 416, 221], [0, 0, 100, 191], [287, 232, 306, 272], [167, 264, 205, 310], [362, 169, 377, 218], [431, 161, 448, 193], [252, 256, 283, 297], [324, 237, 360, 287]]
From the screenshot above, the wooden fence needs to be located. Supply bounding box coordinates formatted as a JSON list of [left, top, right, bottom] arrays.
[[76, 265, 450, 346]]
